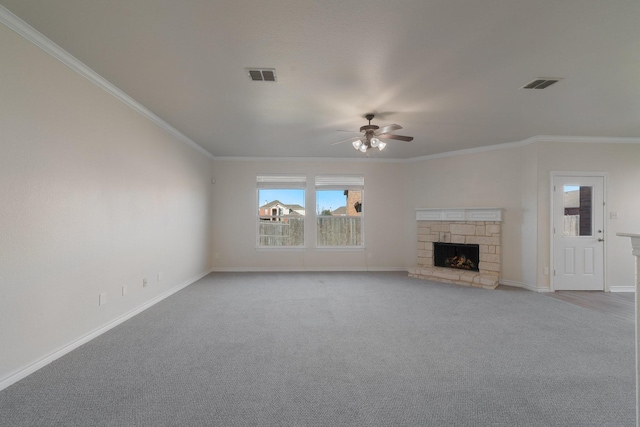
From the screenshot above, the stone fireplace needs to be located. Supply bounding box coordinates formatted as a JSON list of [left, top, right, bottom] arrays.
[[408, 208, 502, 289]]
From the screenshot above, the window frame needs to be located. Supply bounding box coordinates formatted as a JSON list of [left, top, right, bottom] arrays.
[[256, 175, 307, 250], [315, 175, 365, 249]]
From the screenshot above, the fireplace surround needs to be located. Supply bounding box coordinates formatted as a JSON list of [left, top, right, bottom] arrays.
[[408, 208, 502, 289]]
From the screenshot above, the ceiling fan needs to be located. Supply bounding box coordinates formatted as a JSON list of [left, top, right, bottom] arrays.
[[332, 114, 413, 154]]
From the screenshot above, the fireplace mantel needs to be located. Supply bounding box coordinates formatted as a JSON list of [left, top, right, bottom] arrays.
[[415, 208, 502, 222]]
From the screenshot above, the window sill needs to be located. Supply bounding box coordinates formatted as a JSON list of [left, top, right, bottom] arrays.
[[314, 246, 365, 251], [255, 246, 307, 252]]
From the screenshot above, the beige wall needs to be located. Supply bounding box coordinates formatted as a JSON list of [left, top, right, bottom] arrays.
[[533, 141, 640, 291], [402, 140, 640, 291], [0, 24, 213, 385], [211, 140, 640, 292], [211, 159, 406, 271], [519, 143, 540, 289], [403, 147, 525, 284]]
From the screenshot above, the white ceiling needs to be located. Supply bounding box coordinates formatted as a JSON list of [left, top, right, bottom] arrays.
[[1, 0, 639, 159]]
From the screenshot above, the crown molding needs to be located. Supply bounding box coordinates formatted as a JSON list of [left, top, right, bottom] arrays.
[[535, 135, 640, 144], [213, 155, 406, 163], [3, 4, 637, 164], [404, 135, 640, 163], [0, 5, 214, 160], [404, 137, 538, 163], [215, 134, 640, 163], [214, 139, 537, 163]]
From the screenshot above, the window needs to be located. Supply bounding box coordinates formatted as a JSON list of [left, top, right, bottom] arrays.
[[315, 175, 364, 247], [563, 185, 593, 236], [257, 175, 306, 247]]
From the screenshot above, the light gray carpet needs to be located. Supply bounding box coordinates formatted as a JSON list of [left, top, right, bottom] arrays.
[[0, 272, 635, 426]]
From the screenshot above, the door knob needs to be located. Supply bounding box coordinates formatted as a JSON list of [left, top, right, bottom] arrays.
[[597, 229, 603, 233], [598, 238, 605, 242]]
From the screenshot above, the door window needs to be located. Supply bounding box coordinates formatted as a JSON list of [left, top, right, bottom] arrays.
[[563, 185, 592, 236]]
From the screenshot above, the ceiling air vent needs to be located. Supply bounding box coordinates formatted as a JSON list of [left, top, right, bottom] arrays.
[[246, 68, 277, 82], [522, 78, 561, 89]]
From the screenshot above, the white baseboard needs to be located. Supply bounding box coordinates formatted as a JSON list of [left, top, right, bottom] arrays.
[[0, 268, 213, 392], [210, 267, 408, 273], [500, 279, 552, 293], [502, 281, 635, 293], [609, 286, 636, 293]]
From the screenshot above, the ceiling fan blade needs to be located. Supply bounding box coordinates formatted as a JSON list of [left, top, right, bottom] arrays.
[[336, 129, 360, 133], [378, 134, 414, 142], [331, 136, 362, 145], [375, 124, 402, 135]]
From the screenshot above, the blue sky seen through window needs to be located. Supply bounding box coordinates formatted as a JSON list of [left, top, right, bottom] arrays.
[[258, 189, 347, 213], [316, 190, 348, 213]]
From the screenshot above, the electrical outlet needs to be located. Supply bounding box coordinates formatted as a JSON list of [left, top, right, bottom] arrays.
[[122, 285, 127, 296], [610, 211, 618, 219], [143, 278, 148, 287], [157, 272, 163, 282], [99, 293, 107, 306]]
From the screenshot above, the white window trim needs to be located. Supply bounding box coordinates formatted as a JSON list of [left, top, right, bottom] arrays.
[[255, 246, 307, 252], [314, 246, 365, 251], [315, 175, 365, 249], [256, 175, 307, 249], [257, 174, 307, 188]]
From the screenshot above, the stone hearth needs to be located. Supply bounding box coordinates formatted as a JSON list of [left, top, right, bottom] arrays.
[[408, 208, 502, 289]]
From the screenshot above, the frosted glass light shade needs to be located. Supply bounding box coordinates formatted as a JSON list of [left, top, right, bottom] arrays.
[[370, 137, 380, 148], [378, 141, 387, 150], [352, 140, 363, 150], [359, 144, 367, 153]]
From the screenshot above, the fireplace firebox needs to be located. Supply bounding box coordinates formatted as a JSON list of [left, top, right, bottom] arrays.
[[433, 242, 480, 272]]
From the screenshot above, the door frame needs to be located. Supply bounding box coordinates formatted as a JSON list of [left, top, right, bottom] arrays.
[[549, 171, 608, 292]]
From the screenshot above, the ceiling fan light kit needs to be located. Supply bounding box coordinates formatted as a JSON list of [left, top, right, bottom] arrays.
[[334, 113, 412, 155]]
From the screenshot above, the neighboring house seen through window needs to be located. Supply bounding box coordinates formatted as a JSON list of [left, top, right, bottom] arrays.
[[257, 175, 306, 247]]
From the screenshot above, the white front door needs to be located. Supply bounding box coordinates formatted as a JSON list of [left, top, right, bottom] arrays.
[[552, 175, 605, 291]]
